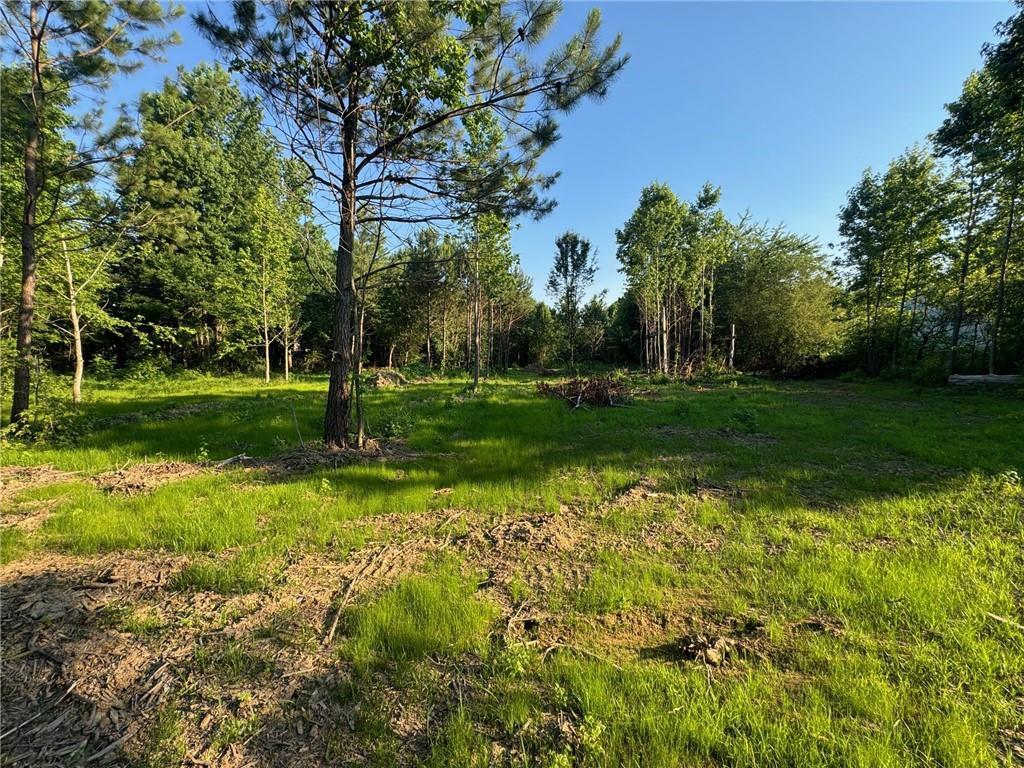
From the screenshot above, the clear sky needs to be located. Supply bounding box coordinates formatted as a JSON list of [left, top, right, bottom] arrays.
[[103, 1, 1014, 301]]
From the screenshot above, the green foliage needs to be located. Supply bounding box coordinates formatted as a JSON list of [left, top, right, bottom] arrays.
[[192, 641, 273, 682], [374, 405, 414, 439], [210, 714, 262, 752], [716, 224, 840, 373], [423, 711, 493, 768], [547, 231, 599, 367], [730, 406, 759, 433], [118, 64, 311, 372]]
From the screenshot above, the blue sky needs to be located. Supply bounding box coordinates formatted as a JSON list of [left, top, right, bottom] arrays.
[[106, 1, 1012, 301]]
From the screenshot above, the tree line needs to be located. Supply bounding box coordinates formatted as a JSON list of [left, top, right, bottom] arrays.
[[2, 1, 1022, 447], [837, 9, 1024, 379]]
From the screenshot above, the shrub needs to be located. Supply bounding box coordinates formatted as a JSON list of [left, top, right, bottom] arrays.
[[1, 399, 95, 446], [731, 406, 759, 433]]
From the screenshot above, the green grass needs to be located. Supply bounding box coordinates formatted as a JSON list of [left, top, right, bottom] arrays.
[[100, 604, 166, 636], [342, 559, 497, 670], [170, 548, 283, 594], [575, 550, 682, 613], [191, 640, 274, 682], [134, 705, 187, 768], [2, 371, 1022, 766]]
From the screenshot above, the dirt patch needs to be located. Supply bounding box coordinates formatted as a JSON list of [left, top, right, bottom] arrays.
[[793, 614, 846, 637], [99, 400, 231, 428], [1, 497, 65, 534], [0, 553, 188, 766], [486, 513, 580, 554], [1, 498, 731, 766], [1, 461, 207, 502], [94, 461, 206, 495], [1, 547, 394, 767], [5, 441, 424, 508], [0, 465, 84, 504], [458, 509, 594, 644], [641, 614, 768, 669], [657, 424, 778, 447], [219, 441, 423, 479], [601, 476, 666, 511]]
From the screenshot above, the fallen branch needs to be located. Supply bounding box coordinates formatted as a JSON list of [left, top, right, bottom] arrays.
[[986, 611, 1024, 632], [213, 453, 249, 469], [541, 642, 623, 671], [0, 680, 79, 740]]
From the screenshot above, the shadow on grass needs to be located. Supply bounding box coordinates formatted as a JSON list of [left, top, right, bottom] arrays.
[[6, 376, 1022, 558]]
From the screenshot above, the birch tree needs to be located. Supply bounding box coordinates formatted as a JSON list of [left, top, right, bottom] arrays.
[[547, 231, 597, 368]]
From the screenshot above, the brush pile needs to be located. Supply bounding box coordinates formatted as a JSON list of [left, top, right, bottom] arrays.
[[536, 376, 631, 408], [367, 369, 409, 388]]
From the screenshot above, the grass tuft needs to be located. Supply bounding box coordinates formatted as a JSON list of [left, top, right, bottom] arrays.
[[343, 560, 496, 668]]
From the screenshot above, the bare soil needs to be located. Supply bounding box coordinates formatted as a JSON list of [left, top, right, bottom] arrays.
[[0, 469, 744, 766]]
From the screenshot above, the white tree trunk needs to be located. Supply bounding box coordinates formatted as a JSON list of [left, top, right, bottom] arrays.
[[62, 241, 84, 404]]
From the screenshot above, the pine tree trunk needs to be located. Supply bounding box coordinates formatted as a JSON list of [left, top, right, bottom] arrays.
[[323, 83, 358, 449], [706, 265, 715, 360], [262, 280, 271, 384], [441, 295, 448, 371], [660, 302, 669, 375], [11, 3, 42, 423], [465, 295, 472, 373], [473, 274, 481, 391], [486, 300, 493, 376], [426, 300, 433, 369], [354, 298, 367, 448]]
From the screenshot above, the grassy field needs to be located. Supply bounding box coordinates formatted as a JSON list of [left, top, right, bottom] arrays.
[[1, 371, 1022, 767]]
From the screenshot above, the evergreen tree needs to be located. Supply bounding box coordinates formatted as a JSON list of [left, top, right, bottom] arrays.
[[118, 65, 288, 365], [1, 0, 181, 422], [197, 0, 627, 448]]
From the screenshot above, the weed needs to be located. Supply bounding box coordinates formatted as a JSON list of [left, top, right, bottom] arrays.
[[731, 406, 759, 432], [211, 714, 262, 752], [192, 641, 273, 682], [135, 705, 187, 768], [375, 405, 414, 438], [671, 399, 691, 419], [170, 550, 280, 594], [423, 710, 491, 768], [101, 604, 165, 635]]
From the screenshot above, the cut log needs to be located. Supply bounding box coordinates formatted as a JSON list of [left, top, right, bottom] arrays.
[[947, 374, 1021, 386]]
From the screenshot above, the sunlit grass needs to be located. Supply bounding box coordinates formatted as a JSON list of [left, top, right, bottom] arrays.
[[2, 371, 1022, 765]]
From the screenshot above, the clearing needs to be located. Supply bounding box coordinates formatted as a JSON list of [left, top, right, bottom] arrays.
[[1, 372, 1022, 767]]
